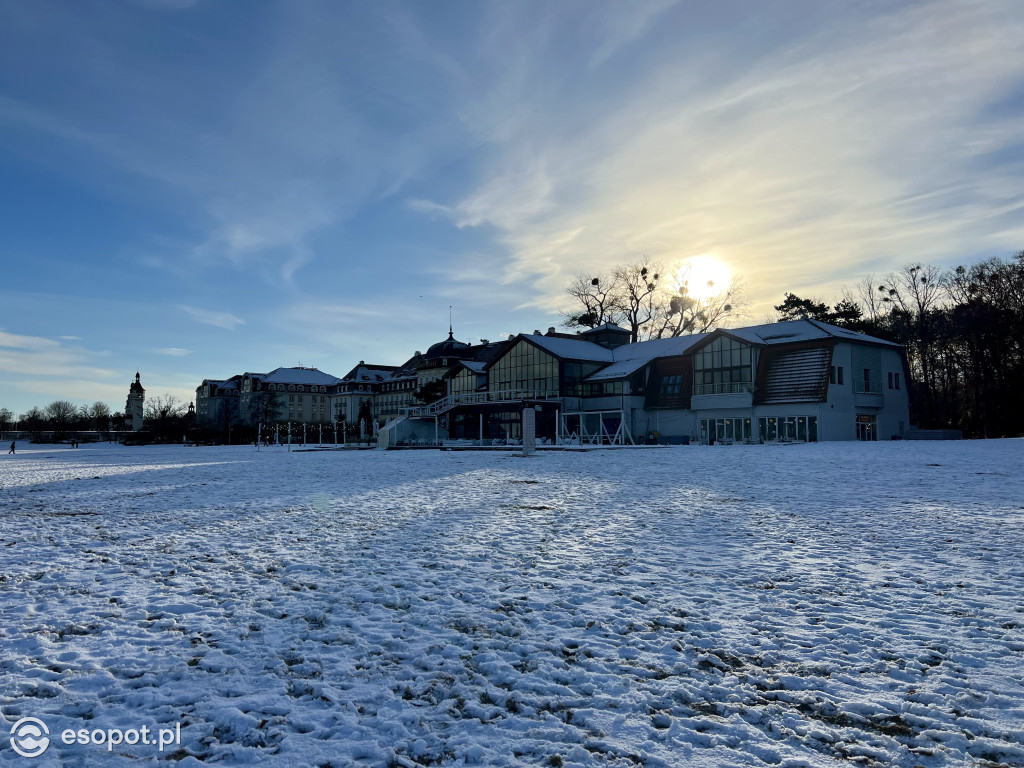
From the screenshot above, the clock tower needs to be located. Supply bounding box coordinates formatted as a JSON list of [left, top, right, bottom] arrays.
[[126, 372, 145, 432]]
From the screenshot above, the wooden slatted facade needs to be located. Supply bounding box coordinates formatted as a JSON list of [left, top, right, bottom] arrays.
[[753, 342, 833, 404]]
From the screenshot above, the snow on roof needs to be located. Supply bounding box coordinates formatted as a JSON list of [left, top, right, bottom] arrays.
[[584, 334, 709, 381], [582, 358, 649, 381], [579, 323, 630, 335], [804, 318, 903, 347], [459, 360, 486, 373], [264, 367, 342, 385], [343, 363, 399, 382], [523, 334, 614, 362], [722, 319, 901, 348]]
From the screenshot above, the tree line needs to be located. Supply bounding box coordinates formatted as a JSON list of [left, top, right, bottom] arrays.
[[773, 252, 1024, 438], [564, 250, 1024, 438], [0, 394, 191, 441], [1, 401, 113, 438]]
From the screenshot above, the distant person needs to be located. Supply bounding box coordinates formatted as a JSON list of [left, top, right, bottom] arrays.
[[8, 441, 14, 455]]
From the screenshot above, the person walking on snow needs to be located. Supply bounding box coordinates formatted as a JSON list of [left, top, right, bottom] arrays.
[[8, 441, 14, 454]]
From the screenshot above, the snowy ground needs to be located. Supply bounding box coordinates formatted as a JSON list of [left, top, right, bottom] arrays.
[[1, 440, 1023, 767]]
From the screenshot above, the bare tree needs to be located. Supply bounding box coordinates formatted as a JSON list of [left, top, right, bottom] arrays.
[[87, 402, 111, 429], [878, 264, 946, 424], [612, 257, 661, 342], [45, 400, 78, 436], [649, 273, 745, 338], [563, 257, 747, 341], [144, 394, 186, 421], [852, 275, 883, 322], [563, 272, 622, 330]]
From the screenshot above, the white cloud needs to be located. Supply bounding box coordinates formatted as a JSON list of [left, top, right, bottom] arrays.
[[0, 328, 61, 350], [415, 0, 1024, 315], [156, 347, 192, 356], [179, 306, 245, 331], [0, 329, 118, 379]]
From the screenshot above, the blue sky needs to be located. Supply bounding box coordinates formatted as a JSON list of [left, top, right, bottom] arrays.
[[1, 0, 1022, 416]]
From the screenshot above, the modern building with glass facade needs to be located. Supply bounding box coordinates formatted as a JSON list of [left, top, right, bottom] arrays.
[[198, 318, 910, 446], [386, 318, 910, 445]]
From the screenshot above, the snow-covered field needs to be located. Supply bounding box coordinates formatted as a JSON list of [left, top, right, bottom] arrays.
[[1, 440, 1023, 767]]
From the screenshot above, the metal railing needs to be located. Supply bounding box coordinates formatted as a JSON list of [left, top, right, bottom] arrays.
[[692, 382, 751, 396], [853, 381, 882, 394], [402, 389, 562, 418]]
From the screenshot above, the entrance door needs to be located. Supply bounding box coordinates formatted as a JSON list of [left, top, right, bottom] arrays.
[[855, 415, 876, 441]]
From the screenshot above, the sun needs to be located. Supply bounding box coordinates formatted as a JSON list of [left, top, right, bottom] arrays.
[[677, 254, 732, 300]]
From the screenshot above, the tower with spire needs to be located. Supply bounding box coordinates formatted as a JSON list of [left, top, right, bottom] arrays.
[[125, 372, 145, 432]]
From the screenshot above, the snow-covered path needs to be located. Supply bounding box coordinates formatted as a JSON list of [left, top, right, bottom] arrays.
[[1, 441, 1022, 767]]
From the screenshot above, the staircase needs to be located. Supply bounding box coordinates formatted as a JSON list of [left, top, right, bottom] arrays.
[[403, 389, 562, 419]]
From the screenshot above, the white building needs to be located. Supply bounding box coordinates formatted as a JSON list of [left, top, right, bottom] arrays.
[[394, 319, 910, 445]]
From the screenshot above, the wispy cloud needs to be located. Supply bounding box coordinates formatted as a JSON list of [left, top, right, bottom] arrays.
[[179, 306, 245, 331], [414, 0, 1024, 314], [156, 347, 192, 356], [0, 328, 61, 351], [0, 328, 118, 380]]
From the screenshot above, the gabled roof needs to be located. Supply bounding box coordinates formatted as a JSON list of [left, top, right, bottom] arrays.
[[805, 318, 902, 347], [341, 363, 400, 382], [441, 359, 488, 381], [263, 367, 342, 386], [584, 334, 709, 381], [518, 334, 615, 363], [579, 323, 630, 335], [718, 318, 901, 348]]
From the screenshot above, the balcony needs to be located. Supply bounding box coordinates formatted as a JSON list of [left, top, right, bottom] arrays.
[[853, 380, 883, 408], [691, 382, 753, 410], [692, 382, 751, 396]]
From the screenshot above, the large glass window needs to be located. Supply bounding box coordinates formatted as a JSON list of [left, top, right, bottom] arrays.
[[701, 418, 751, 444], [693, 337, 752, 395], [571, 381, 624, 397], [450, 369, 477, 395], [758, 415, 818, 442], [489, 341, 558, 396]]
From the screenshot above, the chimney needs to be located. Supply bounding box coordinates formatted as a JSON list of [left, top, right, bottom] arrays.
[[533, 330, 541, 335], [547, 327, 556, 335]]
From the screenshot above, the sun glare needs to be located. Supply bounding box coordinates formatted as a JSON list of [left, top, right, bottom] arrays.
[[677, 255, 732, 300]]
